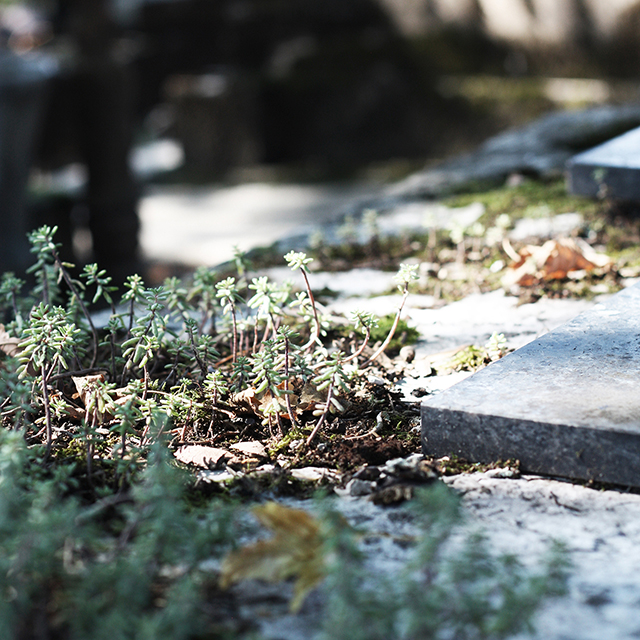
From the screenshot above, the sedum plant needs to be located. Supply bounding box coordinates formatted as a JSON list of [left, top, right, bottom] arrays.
[[18, 302, 81, 453], [0, 428, 245, 640], [1, 230, 418, 472]]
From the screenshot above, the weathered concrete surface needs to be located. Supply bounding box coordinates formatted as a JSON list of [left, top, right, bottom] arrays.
[[245, 475, 640, 640], [422, 282, 640, 486], [445, 472, 640, 640], [128, 137, 640, 638], [568, 125, 640, 200]]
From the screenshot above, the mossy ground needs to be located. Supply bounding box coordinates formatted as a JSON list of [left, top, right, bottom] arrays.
[[301, 177, 635, 305]]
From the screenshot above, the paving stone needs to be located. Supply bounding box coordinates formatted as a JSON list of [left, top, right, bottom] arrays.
[[421, 282, 640, 487], [568, 126, 640, 200]]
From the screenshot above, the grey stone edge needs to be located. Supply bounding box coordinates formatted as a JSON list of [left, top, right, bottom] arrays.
[[421, 282, 640, 488], [421, 407, 640, 487]]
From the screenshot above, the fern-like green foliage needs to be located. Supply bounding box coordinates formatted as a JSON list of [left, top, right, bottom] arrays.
[[0, 429, 242, 640]]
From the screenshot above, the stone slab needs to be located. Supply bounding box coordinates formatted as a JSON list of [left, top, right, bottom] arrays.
[[390, 105, 640, 199], [567, 126, 640, 200], [421, 282, 640, 487]]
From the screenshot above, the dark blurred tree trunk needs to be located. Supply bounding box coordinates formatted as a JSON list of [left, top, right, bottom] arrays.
[[47, 0, 141, 282]]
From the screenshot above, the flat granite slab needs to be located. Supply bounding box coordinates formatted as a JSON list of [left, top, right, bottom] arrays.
[[567, 126, 640, 200], [421, 282, 640, 487]]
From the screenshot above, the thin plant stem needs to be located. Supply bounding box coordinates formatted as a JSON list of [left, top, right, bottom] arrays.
[[127, 296, 136, 337], [187, 324, 207, 378], [41, 363, 53, 454], [283, 336, 298, 429], [229, 301, 238, 363], [300, 269, 321, 351], [51, 249, 99, 367], [252, 322, 259, 354], [39, 265, 50, 306], [342, 328, 371, 363], [9, 288, 20, 321], [238, 325, 245, 356], [365, 286, 410, 365], [260, 319, 272, 347], [306, 379, 333, 447], [109, 332, 117, 382], [274, 408, 284, 438], [207, 388, 219, 439]]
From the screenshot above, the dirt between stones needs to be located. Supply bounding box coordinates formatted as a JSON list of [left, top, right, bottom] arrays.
[[309, 435, 417, 470]]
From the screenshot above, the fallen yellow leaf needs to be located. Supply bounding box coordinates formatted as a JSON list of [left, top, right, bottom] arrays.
[[219, 502, 325, 612]]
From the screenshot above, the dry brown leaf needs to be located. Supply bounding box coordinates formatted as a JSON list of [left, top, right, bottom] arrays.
[[50, 391, 85, 421], [297, 382, 326, 412], [72, 374, 116, 423], [258, 391, 289, 416], [502, 238, 611, 287], [231, 387, 262, 413], [0, 324, 22, 359], [72, 374, 105, 401], [230, 441, 268, 458], [276, 380, 300, 417], [219, 502, 325, 612], [174, 445, 228, 468]]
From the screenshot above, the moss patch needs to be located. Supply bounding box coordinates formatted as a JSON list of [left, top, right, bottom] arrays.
[[443, 177, 602, 226]]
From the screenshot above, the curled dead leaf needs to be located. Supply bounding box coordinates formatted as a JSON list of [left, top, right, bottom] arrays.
[[231, 387, 262, 414], [72, 374, 117, 423], [297, 382, 326, 412], [50, 391, 85, 421], [0, 324, 22, 359], [258, 391, 290, 417]]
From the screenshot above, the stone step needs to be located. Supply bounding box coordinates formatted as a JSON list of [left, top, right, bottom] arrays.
[[567, 125, 640, 200], [421, 282, 640, 487]]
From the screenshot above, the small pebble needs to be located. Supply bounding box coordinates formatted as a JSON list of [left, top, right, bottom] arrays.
[[484, 467, 520, 479], [399, 346, 415, 363]]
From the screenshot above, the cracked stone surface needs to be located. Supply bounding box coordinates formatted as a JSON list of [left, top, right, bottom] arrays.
[[445, 473, 640, 640]]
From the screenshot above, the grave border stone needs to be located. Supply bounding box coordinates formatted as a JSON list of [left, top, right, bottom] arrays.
[[567, 126, 640, 200], [421, 282, 640, 488]]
